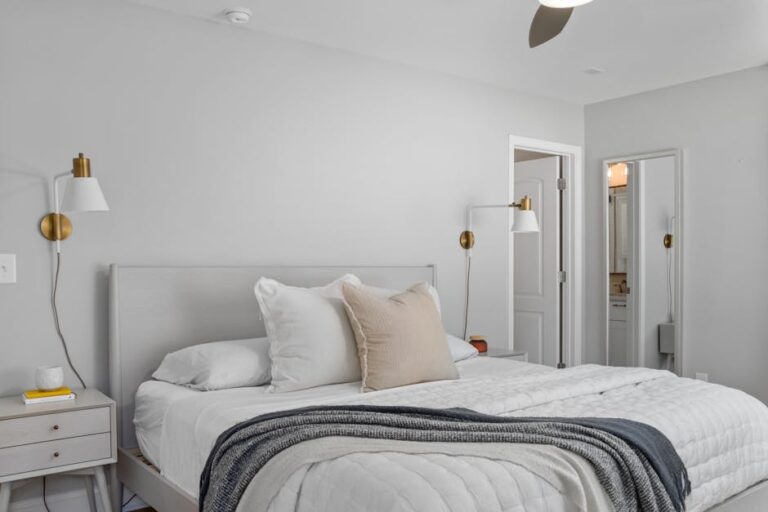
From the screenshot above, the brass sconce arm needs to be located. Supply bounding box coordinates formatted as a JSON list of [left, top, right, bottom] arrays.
[[40, 171, 79, 252], [459, 195, 534, 252], [511, 195, 532, 211]]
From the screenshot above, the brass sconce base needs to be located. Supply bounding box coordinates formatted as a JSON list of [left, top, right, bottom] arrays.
[[459, 230, 475, 250], [40, 213, 73, 241]]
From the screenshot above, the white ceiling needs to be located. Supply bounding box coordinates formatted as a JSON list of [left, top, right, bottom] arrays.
[[125, 0, 768, 104]]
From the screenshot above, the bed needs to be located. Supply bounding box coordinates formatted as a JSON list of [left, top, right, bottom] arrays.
[[109, 265, 768, 512]]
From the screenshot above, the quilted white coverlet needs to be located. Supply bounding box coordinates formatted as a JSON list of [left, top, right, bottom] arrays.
[[144, 359, 768, 511]]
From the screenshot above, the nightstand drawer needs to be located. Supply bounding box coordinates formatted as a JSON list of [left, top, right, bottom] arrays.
[[0, 432, 111, 477], [0, 407, 110, 448]]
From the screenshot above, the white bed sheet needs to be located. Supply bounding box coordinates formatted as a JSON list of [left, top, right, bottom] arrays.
[[134, 380, 198, 467], [134, 358, 768, 512], [134, 357, 546, 491]]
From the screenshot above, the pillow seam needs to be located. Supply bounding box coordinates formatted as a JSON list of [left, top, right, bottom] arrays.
[[343, 300, 369, 392], [254, 282, 282, 392]]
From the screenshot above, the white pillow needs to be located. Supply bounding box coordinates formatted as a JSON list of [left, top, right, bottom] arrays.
[[255, 274, 362, 393], [446, 334, 479, 362], [152, 338, 271, 391]]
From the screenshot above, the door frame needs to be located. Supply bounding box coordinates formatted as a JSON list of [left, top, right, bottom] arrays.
[[509, 135, 584, 367], [601, 149, 684, 374]]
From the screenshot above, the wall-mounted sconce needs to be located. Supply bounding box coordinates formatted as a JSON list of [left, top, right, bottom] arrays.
[[40, 153, 109, 252], [39, 153, 109, 390], [459, 196, 539, 340], [459, 195, 540, 252]]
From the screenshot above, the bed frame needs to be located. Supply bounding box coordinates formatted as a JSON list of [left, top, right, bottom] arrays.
[[107, 264, 768, 512], [108, 264, 436, 511]]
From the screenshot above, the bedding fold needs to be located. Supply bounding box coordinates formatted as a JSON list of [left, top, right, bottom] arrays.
[[200, 405, 689, 512], [147, 359, 768, 511], [239, 437, 615, 512]]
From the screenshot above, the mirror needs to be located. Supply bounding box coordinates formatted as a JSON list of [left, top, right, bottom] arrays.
[[604, 153, 681, 373]]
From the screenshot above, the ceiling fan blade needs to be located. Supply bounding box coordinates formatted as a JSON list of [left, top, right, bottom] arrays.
[[529, 5, 574, 48]]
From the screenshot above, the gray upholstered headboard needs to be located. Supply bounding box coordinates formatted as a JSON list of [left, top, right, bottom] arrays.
[[108, 264, 436, 449]]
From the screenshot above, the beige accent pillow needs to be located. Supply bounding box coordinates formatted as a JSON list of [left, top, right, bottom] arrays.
[[342, 282, 458, 392]]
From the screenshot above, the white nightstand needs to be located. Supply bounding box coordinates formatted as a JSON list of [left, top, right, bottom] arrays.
[[479, 348, 528, 362], [0, 389, 116, 512]]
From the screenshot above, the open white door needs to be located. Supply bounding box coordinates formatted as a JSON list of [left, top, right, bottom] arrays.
[[513, 156, 560, 366]]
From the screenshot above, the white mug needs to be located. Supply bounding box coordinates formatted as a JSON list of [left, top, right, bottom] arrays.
[[35, 366, 64, 391]]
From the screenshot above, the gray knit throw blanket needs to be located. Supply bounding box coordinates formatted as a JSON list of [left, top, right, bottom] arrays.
[[200, 405, 690, 512]]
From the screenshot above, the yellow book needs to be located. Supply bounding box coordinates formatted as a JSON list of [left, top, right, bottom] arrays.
[[23, 387, 73, 399]]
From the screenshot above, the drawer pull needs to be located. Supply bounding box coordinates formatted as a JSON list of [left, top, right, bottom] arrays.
[[53, 452, 60, 458], [52, 425, 59, 431]]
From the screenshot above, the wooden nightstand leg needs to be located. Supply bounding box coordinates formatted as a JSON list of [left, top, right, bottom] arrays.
[[0, 482, 10, 512], [85, 475, 97, 512], [93, 466, 113, 512]]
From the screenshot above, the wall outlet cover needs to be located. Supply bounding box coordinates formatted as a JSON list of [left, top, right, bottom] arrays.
[[695, 372, 709, 382], [0, 254, 16, 284]]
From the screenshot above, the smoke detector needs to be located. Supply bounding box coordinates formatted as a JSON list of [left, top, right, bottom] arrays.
[[224, 8, 252, 25]]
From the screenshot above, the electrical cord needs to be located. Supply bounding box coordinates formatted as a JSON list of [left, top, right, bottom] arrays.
[[462, 254, 472, 340], [122, 493, 137, 509], [42, 475, 135, 511], [666, 216, 676, 323], [42, 477, 51, 512], [666, 244, 673, 322], [52, 252, 87, 389]]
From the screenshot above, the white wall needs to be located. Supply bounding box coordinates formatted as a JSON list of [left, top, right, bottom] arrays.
[[585, 66, 768, 403], [639, 156, 676, 370], [0, 1, 583, 507]]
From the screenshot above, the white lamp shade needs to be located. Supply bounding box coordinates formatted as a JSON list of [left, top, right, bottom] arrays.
[[512, 209, 539, 233], [539, 0, 594, 7], [61, 177, 109, 212]]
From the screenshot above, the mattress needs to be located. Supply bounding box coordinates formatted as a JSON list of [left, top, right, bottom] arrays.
[[134, 357, 546, 486], [134, 379, 198, 467], [134, 358, 768, 512]]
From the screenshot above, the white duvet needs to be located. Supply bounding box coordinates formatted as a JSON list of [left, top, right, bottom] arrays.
[[135, 358, 768, 511]]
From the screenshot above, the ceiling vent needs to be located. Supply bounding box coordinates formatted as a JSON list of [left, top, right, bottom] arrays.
[[224, 8, 252, 25]]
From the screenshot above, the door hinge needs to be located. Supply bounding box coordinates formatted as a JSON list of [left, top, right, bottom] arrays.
[[558, 270, 567, 283], [557, 178, 566, 191]]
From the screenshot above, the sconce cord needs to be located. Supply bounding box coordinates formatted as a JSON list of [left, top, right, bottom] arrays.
[[666, 216, 676, 323], [51, 252, 87, 389], [462, 254, 472, 340]]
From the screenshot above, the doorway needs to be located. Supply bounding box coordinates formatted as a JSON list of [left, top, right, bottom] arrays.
[[602, 150, 683, 374], [509, 136, 583, 368]]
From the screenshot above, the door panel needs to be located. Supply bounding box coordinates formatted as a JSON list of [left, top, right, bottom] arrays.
[[514, 311, 544, 363], [513, 156, 559, 366]]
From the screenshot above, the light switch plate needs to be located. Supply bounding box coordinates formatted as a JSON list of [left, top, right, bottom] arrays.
[[0, 254, 16, 284]]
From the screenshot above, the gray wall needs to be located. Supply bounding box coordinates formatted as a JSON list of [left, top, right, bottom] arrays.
[[0, 1, 584, 509], [0, 0, 583, 396], [640, 156, 676, 370], [585, 66, 768, 403]]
